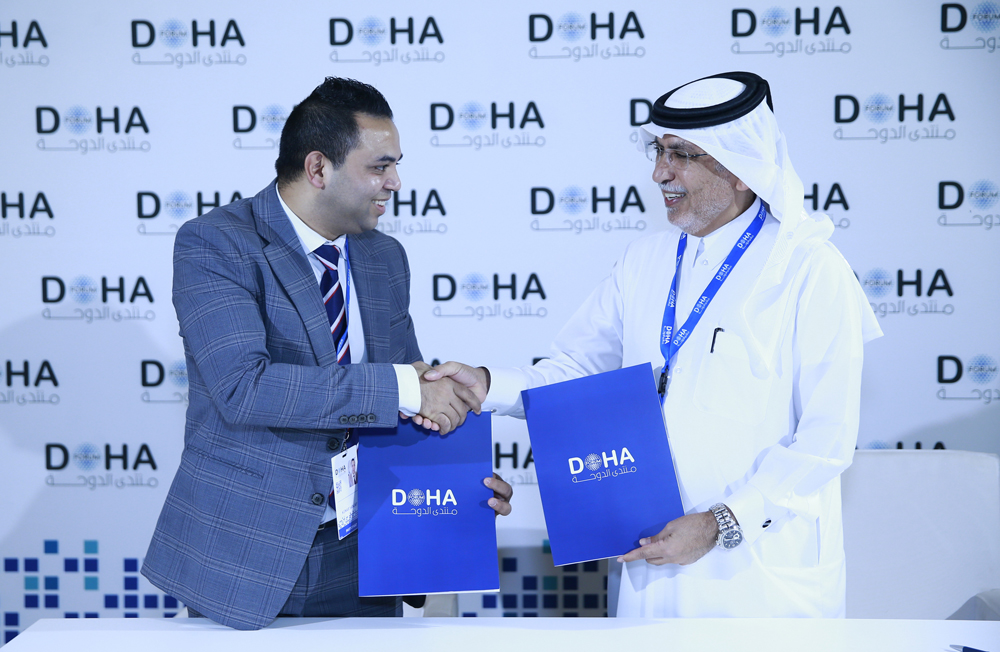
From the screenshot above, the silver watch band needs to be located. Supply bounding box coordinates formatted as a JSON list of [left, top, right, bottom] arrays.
[[710, 503, 736, 531], [710, 502, 743, 549]]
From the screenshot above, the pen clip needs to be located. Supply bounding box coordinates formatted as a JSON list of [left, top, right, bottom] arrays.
[[710, 327, 724, 353]]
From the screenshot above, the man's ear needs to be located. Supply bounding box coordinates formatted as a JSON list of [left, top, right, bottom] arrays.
[[303, 151, 327, 190]]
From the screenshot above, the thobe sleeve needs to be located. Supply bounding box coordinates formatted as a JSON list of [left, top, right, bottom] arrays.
[[725, 245, 881, 547], [484, 255, 627, 418]]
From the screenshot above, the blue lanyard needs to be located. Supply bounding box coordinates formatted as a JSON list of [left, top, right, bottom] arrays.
[[657, 202, 767, 400], [337, 236, 351, 356]]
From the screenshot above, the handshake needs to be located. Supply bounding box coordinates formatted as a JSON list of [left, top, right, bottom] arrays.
[[406, 361, 490, 435], [407, 360, 514, 518]]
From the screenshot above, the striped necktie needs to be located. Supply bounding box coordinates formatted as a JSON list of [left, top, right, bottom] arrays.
[[314, 244, 351, 365]]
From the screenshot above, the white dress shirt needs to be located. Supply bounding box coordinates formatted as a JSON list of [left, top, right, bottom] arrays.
[[276, 188, 420, 414], [277, 190, 421, 525]]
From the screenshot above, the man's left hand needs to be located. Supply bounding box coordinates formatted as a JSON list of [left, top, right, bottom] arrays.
[[617, 511, 718, 566], [485, 473, 512, 517]]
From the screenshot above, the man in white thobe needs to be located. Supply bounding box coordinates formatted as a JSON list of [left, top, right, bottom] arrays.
[[423, 72, 882, 618]]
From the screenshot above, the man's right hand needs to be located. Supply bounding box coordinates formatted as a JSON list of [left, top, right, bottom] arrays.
[[411, 361, 483, 435], [410, 362, 490, 433], [422, 362, 490, 399]]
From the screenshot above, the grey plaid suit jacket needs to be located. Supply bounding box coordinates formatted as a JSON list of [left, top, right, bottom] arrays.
[[141, 181, 422, 630]]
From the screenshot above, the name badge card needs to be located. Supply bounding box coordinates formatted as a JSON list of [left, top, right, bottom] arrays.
[[522, 363, 684, 566], [331, 445, 359, 540]]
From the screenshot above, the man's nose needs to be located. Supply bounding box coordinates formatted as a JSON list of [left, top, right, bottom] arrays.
[[652, 159, 676, 184], [385, 169, 401, 192]]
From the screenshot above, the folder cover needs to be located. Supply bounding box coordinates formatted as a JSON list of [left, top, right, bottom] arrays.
[[522, 363, 684, 565], [358, 412, 499, 596]]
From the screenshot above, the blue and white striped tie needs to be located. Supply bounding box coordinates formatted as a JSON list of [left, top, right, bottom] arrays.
[[314, 244, 351, 365]]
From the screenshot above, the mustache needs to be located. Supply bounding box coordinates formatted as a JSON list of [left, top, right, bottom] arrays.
[[658, 183, 686, 193]]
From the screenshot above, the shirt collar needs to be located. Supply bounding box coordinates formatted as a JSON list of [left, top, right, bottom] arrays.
[[276, 187, 346, 256]]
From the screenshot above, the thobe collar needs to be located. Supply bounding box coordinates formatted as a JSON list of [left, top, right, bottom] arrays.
[[685, 197, 764, 270]]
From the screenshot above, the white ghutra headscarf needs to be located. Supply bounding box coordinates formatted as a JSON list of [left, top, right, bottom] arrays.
[[638, 72, 882, 369], [638, 72, 806, 230]]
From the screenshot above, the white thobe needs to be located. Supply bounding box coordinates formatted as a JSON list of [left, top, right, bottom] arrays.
[[486, 198, 882, 618]]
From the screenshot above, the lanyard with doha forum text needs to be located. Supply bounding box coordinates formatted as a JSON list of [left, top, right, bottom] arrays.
[[657, 201, 766, 404]]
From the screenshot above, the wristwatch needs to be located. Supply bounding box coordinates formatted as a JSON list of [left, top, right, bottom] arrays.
[[710, 503, 744, 550]]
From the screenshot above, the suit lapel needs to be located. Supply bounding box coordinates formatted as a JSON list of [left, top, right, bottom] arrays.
[[347, 232, 389, 364], [254, 182, 339, 367]]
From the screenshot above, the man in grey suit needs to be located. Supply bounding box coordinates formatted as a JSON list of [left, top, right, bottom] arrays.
[[142, 78, 512, 630]]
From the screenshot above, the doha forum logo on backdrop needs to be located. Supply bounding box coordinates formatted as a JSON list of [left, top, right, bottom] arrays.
[[328, 15, 445, 66], [428, 100, 546, 150], [0, 18, 50, 68], [0, 190, 55, 240], [39, 274, 157, 324], [803, 182, 851, 228], [940, 2, 1000, 51], [730, 6, 852, 57], [432, 271, 548, 321], [136, 189, 244, 236], [937, 178, 999, 229], [141, 358, 188, 406], [130, 17, 247, 68], [35, 104, 152, 155], [45, 441, 160, 490], [232, 104, 289, 151], [528, 183, 647, 235], [0, 359, 59, 407], [527, 10, 645, 61], [860, 266, 956, 318], [832, 90, 956, 143], [376, 188, 448, 238], [937, 352, 999, 404]]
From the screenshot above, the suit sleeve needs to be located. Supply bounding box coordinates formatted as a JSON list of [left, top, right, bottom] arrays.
[[392, 237, 423, 365], [390, 237, 423, 414], [173, 219, 403, 430]]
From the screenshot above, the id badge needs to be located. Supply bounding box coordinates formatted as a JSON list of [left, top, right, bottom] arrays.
[[331, 445, 359, 539]]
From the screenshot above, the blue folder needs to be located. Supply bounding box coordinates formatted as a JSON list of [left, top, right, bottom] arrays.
[[522, 363, 685, 566], [358, 412, 499, 596]]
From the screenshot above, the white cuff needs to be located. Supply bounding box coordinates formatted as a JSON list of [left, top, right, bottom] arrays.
[[723, 483, 769, 548], [393, 364, 421, 416], [482, 366, 530, 417]]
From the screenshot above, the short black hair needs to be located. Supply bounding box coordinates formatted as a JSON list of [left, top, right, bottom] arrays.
[[275, 77, 393, 186]]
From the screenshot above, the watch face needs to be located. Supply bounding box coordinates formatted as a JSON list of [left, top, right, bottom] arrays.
[[722, 529, 743, 549]]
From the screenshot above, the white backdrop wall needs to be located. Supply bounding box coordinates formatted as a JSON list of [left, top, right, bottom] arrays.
[[1, 0, 998, 640]]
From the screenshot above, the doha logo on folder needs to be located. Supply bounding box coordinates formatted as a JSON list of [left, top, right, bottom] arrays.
[[523, 364, 684, 566], [357, 413, 499, 596]]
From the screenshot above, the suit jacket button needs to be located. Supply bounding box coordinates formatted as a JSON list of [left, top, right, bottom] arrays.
[[348, 415, 358, 424], [367, 413, 377, 423], [326, 438, 342, 452], [339, 416, 349, 425], [311, 493, 325, 506]]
